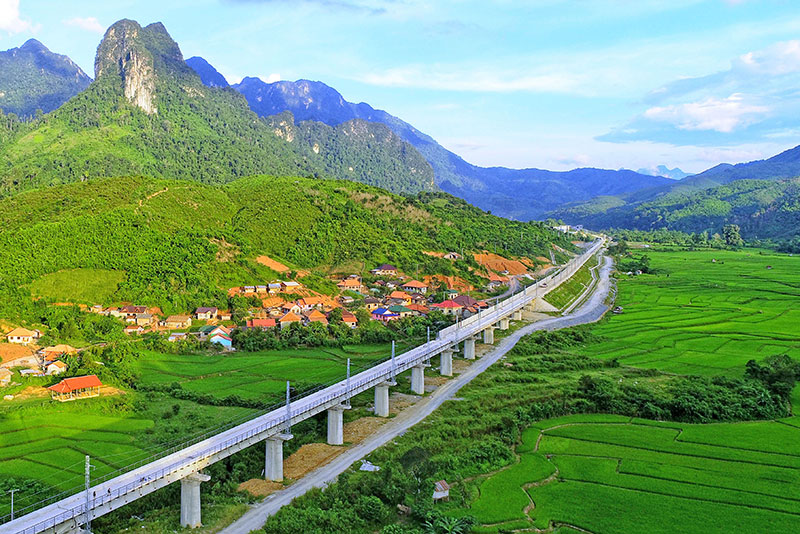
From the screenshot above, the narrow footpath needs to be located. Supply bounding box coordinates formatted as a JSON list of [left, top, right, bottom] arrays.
[[220, 254, 615, 534]]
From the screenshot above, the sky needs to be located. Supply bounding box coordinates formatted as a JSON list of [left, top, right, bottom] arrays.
[[2, 0, 800, 174]]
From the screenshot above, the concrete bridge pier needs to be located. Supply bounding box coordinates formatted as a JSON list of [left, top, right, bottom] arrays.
[[327, 405, 350, 445], [374, 380, 395, 417], [499, 317, 510, 330], [440, 348, 454, 377], [512, 310, 523, 321], [180, 471, 211, 528], [411, 363, 428, 395], [265, 432, 293, 482], [463, 336, 476, 360], [483, 327, 495, 345]]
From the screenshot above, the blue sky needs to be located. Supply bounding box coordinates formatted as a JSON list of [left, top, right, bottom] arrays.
[[2, 0, 800, 174]]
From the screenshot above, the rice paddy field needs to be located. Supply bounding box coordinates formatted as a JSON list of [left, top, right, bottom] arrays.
[[0, 342, 398, 519], [463, 247, 800, 533], [579, 248, 800, 375]]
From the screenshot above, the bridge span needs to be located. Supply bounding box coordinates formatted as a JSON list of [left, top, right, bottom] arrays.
[[5, 239, 605, 534]]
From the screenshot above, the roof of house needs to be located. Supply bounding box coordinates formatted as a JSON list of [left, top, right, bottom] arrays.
[[432, 300, 463, 309], [120, 305, 148, 314], [340, 310, 358, 323], [407, 304, 430, 314], [434, 480, 450, 492], [452, 295, 479, 307], [281, 281, 301, 287], [280, 312, 302, 323], [124, 325, 143, 331], [165, 315, 191, 322], [0, 368, 12, 378], [209, 333, 233, 342], [402, 280, 427, 288], [47, 375, 102, 393], [195, 307, 218, 314], [388, 305, 411, 313], [6, 327, 36, 338], [364, 297, 381, 304], [372, 308, 399, 317], [246, 318, 276, 328], [47, 360, 67, 369], [41, 344, 78, 354], [337, 278, 361, 287], [388, 290, 411, 300], [304, 309, 329, 323], [298, 296, 326, 307]]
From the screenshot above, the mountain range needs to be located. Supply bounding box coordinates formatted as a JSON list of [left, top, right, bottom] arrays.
[[0, 38, 91, 118]]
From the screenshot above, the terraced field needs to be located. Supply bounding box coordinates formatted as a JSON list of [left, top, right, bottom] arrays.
[[578, 249, 800, 375], [470, 413, 800, 533]]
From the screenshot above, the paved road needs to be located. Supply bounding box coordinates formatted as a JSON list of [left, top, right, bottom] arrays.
[[220, 253, 615, 534]]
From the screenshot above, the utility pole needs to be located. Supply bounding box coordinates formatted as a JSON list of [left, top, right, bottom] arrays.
[[8, 488, 17, 521], [426, 326, 430, 344], [391, 340, 396, 382], [285, 381, 291, 433], [84, 455, 92, 534]]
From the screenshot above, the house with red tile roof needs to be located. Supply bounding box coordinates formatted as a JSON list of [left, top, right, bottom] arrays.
[[303, 309, 329, 325], [245, 318, 277, 330], [279, 312, 302, 329], [401, 280, 428, 294], [431, 300, 463, 316], [340, 310, 359, 328], [48, 375, 102, 402]]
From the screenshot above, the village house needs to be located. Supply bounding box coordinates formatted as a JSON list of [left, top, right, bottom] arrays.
[[387, 290, 413, 305], [195, 307, 218, 320], [371, 264, 398, 276], [433, 480, 450, 502], [268, 283, 282, 294], [444, 288, 460, 299], [337, 276, 364, 293], [20, 369, 43, 378], [339, 295, 355, 305], [279, 312, 302, 329], [134, 313, 154, 327], [124, 325, 145, 336], [281, 302, 302, 315], [443, 252, 461, 260], [256, 285, 268, 294], [281, 280, 302, 292], [431, 300, 463, 317], [198, 325, 231, 340], [168, 332, 188, 342], [297, 297, 327, 312], [401, 280, 428, 294], [45, 360, 67, 376], [40, 344, 78, 362], [388, 305, 413, 319], [209, 333, 233, 350], [371, 308, 401, 322], [364, 297, 382, 311], [0, 368, 11, 387], [487, 272, 509, 290], [303, 309, 329, 325], [120, 305, 148, 324], [164, 315, 192, 329], [245, 318, 277, 330], [340, 310, 359, 328], [406, 303, 430, 316], [217, 310, 233, 321], [6, 327, 41, 345], [47, 375, 103, 402]]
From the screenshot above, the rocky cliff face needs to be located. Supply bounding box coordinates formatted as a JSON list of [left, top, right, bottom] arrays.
[[94, 19, 171, 115]]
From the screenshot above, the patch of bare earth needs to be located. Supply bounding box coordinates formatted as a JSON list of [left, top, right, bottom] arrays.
[[284, 443, 346, 479], [344, 417, 386, 443], [389, 392, 420, 415], [255, 255, 290, 273], [14, 386, 49, 400], [453, 359, 472, 373], [0, 344, 33, 365], [238, 479, 284, 498], [473, 252, 531, 276]]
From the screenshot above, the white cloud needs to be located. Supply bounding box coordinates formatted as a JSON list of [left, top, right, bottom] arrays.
[[0, 0, 34, 34], [733, 40, 800, 76], [63, 16, 105, 35], [643, 94, 768, 133], [264, 73, 281, 83]]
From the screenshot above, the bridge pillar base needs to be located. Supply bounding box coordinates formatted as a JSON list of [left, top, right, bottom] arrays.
[[374, 381, 394, 417], [180, 472, 211, 528], [440, 349, 453, 377], [499, 318, 510, 330], [411, 364, 426, 395], [327, 405, 350, 445], [463, 337, 476, 360], [483, 327, 495, 345], [512, 310, 523, 321], [265, 433, 293, 482]]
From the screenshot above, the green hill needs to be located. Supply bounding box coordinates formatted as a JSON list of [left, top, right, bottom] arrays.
[[0, 175, 572, 320], [552, 178, 800, 240], [0, 20, 434, 197]]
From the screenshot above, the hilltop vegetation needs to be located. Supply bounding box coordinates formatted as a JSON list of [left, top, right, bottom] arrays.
[[0, 175, 572, 322], [0, 20, 434, 198]]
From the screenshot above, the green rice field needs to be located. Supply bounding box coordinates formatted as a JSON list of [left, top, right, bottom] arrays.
[[578, 248, 800, 376]]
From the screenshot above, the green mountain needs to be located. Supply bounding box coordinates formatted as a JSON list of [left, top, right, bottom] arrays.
[[0, 39, 91, 118], [0, 20, 434, 197], [0, 175, 573, 319]]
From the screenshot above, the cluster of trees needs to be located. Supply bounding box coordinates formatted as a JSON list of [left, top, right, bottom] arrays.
[[609, 226, 744, 248]]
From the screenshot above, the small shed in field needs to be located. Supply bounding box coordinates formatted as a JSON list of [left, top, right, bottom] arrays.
[[432, 480, 450, 502]]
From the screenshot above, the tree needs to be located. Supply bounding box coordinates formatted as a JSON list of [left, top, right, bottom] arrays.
[[723, 224, 744, 247]]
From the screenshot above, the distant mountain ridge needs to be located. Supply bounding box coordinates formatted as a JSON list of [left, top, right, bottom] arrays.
[[209, 70, 670, 220], [0, 39, 91, 117], [636, 165, 689, 180], [0, 20, 435, 197]]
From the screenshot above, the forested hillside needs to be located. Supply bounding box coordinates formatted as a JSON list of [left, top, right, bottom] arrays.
[[0, 39, 91, 118], [0, 175, 573, 321], [0, 20, 435, 198]]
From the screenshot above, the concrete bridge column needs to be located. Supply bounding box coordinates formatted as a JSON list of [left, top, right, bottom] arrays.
[[483, 327, 495, 345], [463, 337, 476, 360], [265, 433, 293, 482], [327, 405, 350, 445], [180, 472, 211, 528], [411, 364, 427, 395], [374, 381, 395, 417], [512, 310, 523, 321], [499, 317, 510, 330], [440, 348, 454, 377]]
